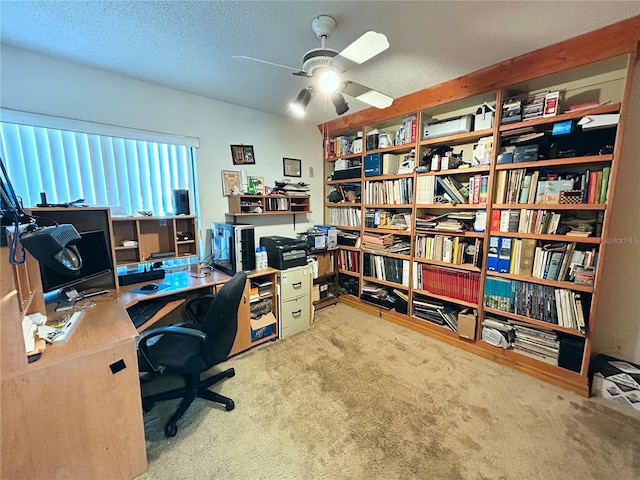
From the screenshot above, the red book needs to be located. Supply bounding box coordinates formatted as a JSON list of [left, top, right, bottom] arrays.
[[587, 171, 598, 203], [491, 210, 501, 231], [411, 119, 417, 143]]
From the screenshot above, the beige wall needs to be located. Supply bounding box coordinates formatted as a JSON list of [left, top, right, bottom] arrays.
[[0, 45, 324, 250], [593, 58, 640, 364]]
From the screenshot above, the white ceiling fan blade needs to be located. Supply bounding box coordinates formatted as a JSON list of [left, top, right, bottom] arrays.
[[232, 56, 307, 76], [343, 81, 393, 109], [332, 31, 389, 72]]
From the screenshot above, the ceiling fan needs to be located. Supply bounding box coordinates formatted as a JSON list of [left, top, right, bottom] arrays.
[[233, 15, 393, 117]]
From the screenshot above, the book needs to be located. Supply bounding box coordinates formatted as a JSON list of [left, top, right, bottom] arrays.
[[498, 237, 512, 273], [599, 166, 611, 204], [487, 236, 500, 271], [518, 238, 538, 277]]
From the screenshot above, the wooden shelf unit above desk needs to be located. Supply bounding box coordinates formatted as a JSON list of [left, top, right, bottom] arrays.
[[227, 194, 310, 215], [111, 215, 198, 265]]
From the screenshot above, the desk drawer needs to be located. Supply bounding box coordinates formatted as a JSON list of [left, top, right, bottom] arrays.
[[278, 266, 311, 301], [280, 295, 310, 338]]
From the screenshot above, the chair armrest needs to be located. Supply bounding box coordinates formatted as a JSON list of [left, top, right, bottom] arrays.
[[138, 326, 207, 374], [184, 294, 217, 323]]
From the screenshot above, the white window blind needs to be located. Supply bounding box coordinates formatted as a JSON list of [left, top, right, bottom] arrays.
[[0, 118, 197, 217]]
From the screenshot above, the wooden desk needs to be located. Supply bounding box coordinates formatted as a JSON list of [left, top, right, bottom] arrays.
[[1, 260, 278, 480]]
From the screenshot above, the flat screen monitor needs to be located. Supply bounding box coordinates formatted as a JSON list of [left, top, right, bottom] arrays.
[[40, 229, 113, 294]]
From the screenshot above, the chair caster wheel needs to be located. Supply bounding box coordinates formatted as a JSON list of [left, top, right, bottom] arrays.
[[165, 424, 177, 437], [228, 369, 236, 378], [225, 400, 235, 411]]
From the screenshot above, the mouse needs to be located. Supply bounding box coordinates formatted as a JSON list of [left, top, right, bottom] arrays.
[[140, 283, 159, 291]]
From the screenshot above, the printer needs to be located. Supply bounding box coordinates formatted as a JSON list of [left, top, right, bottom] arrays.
[[260, 236, 309, 270]]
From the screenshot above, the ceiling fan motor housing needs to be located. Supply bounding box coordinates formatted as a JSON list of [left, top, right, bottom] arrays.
[[302, 48, 338, 76]]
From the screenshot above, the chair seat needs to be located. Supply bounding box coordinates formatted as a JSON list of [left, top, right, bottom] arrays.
[[140, 323, 209, 374]]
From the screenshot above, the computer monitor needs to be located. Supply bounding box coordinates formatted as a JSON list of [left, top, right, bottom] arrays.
[[40, 229, 113, 296]]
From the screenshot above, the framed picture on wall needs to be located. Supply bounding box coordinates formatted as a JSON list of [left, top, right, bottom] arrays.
[[231, 144, 256, 165], [283, 158, 302, 177]]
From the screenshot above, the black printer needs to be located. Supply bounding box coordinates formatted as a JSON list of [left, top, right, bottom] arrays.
[[260, 236, 308, 270]]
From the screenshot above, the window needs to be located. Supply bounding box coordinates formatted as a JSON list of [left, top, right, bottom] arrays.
[[0, 113, 198, 217]]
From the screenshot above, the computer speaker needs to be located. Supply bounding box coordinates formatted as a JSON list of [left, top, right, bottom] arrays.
[[173, 189, 190, 215]]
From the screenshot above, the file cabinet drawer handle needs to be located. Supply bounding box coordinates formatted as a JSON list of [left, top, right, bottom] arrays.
[[291, 309, 302, 316], [292, 282, 302, 288]]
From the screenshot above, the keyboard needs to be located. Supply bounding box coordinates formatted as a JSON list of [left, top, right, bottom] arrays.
[[126, 299, 170, 328], [126, 295, 186, 328]]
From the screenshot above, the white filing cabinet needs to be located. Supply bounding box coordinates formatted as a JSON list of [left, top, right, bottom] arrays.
[[277, 264, 312, 339]]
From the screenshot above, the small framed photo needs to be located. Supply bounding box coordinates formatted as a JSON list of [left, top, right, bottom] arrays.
[[231, 144, 255, 165], [222, 170, 242, 196], [283, 157, 302, 177]]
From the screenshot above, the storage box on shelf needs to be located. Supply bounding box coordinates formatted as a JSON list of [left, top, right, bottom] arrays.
[[320, 25, 638, 396]]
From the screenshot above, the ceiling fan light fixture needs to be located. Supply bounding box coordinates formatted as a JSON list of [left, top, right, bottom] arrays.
[[331, 91, 349, 116], [289, 88, 312, 117], [317, 68, 341, 94]]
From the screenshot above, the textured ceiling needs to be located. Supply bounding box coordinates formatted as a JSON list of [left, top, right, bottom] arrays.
[[1, 1, 638, 125]]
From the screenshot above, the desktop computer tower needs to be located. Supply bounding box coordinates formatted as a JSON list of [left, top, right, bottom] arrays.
[[173, 189, 190, 215], [211, 222, 255, 275]]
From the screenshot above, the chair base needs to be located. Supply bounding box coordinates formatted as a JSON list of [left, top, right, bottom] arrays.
[[142, 367, 235, 437]]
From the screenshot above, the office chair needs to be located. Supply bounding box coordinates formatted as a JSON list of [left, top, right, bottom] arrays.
[[137, 271, 247, 437]]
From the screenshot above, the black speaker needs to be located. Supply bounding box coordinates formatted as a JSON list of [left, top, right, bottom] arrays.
[[173, 189, 190, 215]]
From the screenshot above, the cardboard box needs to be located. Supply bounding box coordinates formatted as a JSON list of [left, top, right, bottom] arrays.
[[316, 252, 334, 277], [590, 354, 640, 411], [250, 312, 276, 342], [314, 225, 337, 249], [457, 309, 477, 340]]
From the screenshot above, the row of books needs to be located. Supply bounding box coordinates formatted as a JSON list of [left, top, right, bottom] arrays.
[[414, 174, 489, 206], [487, 236, 597, 283], [327, 207, 361, 227], [484, 277, 588, 332], [364, 177, 414, 205], [264, 197, 290, 211], [397, 115, 417, 145], [414, 235, 483, 268], [491, 209, 602, 237], [363, 254, 409, 286], [413, 263, 480, 304], [495, 167, 610, 205], [326, 135, 357, 159], [337, 249, 360, 272], [412, 296, 459, 331]]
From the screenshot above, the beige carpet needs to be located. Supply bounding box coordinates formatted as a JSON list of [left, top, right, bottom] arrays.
[[138, 303, 640, 479]]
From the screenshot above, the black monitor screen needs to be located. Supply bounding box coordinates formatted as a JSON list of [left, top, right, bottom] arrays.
[[40, 230, 113, 294]]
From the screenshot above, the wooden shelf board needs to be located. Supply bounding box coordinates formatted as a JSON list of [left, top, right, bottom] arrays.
[[485, 271, 594, 293], [415, 203, 487, 209], [414, 229, 485, 238], [365, 144, 416, 155], [417, 166, 491, 176], [363, 227, 412, 236], [364, 203, 413, 208], [492, 203, 606, 210], [362, 276, 409, 290], [314, 296, 339, 309], [327, 178, 363, 185], [364, 173, 415, 181], [489, 231, 600, 244], [499, 103, 621, 133], [413, 258, 481, 272], [326, 202, 362, 207], [325, 152, 363, 162], [338, 269, 360, 277], [338, 245, 361, 251], [420, 128, 494, 146], [495, 154, 613, 171], [412, 289, 478, 308], [484, 307, 586, 338], [335, 225, 361, 231]]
